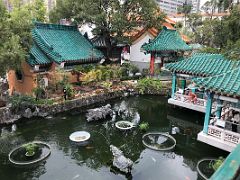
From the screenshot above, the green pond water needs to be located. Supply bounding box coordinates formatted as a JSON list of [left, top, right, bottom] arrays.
[[0, 95, 228, 180]]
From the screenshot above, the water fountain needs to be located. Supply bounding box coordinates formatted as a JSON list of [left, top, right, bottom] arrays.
[[8, 141, 51, 166], [142, 132, 176, 151]]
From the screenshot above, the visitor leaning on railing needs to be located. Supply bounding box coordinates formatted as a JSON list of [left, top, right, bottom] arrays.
[[173, 89, 206, 106]]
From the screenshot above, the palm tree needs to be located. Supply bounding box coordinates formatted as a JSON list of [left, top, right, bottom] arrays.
[[178, 0, 192, 27]]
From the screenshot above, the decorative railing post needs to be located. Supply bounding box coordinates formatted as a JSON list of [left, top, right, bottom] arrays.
[[203, 92, 214, 134], [171, 72, 177, 98], [216, 99, 223, 119]]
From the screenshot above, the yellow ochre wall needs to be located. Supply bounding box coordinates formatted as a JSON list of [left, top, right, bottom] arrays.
[[7, 62, 79, 95], [8, 61, 37, 95]]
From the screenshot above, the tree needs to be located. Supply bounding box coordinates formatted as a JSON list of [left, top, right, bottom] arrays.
[[0, 0, 47, 76], [187, 13, 202, 32], [0, 1, 24, 75], [201, 0, 233, 17], [49, 0, 75, 23], [50, 0, 165, 61], [192, 5, 240, 59], [178, 0, 192, 26]]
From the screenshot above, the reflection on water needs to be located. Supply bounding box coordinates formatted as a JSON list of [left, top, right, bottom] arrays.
[[0, 96, 228, 180]]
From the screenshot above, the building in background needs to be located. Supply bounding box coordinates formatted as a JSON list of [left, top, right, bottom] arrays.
[[156, 0, 185, 15], [189, 0, 200, 13], [169, 12, 230, 27], [156, 0, 200, 15], [2, 0, 56, 12], [44, 0, 56, 13]]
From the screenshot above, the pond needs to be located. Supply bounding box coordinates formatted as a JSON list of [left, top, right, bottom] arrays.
[[0, 95, 227, 180]]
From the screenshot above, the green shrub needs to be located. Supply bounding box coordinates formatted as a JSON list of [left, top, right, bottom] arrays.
[[121, 63, 140, 75], [56, 74, 69, 90], [33, 87, 45, 100], [35, 99, 54, 105], [101, 81, 112, 89], [65, 83, 75, 98], [9, 95, 36, 111], [74, 64, 94, 74], [120, 65, 129, 78], [142, 68, 150, 77], [137, 78, 162, 94]]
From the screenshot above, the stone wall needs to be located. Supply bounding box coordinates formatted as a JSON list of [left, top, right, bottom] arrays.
[[0, 88, 170, 125]]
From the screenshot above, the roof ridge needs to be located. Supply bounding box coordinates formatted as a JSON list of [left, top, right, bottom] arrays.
[[34, 22, 78, 31]]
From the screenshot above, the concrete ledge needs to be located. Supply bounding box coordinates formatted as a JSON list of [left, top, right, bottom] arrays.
[[197, 131, 236, 152], [168, 98, 206, 113]]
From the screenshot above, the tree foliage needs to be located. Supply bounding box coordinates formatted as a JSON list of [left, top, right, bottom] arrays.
[[187, 3, 240, 59], [0, 0, 47, 76], [202, 0, 234, 15], [50, 0, 165, 60]]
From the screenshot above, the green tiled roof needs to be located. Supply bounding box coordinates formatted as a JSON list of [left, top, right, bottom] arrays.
[[141, 26, 192, 52], [193, 67, 240, 97], [165, 53, 240, 76], [28, 43, 52, 66], [29, 22, 104, 66], [92, 36, 126, 48]]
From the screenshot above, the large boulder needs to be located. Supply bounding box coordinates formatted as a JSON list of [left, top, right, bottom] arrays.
[[86, 104, 113, 122], [22, 108, 33, 118], [110, 145, 133, 173]]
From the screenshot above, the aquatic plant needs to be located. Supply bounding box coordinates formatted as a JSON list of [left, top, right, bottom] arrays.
[[23, 143, 39, 157], [209, 157, 225, 171], [139, 122, 149, 131]]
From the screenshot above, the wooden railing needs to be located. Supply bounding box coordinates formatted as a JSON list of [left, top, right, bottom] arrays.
[[208, 125, 240, 145], [173, 93, 207, 107]]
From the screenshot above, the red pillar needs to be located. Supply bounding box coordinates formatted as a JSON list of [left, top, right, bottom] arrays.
[[150, 52, 155, 76]]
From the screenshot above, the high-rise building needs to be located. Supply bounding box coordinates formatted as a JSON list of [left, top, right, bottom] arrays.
[[188, 0, 200, 13], [44, 0, 56, 13], [2, 0, 56, 12], [156, 0, 185, 15], [156, 0, 200, 15]]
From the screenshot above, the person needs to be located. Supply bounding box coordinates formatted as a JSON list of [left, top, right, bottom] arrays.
[[63, 88, 67, 100], [188, 91, 197, 104]]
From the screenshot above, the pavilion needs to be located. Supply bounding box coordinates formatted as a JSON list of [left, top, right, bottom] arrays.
[[141, 26, 192, 75], [193, 67, 240, 152], [165, 53, 240, 113], [8, 22, 104, 94]]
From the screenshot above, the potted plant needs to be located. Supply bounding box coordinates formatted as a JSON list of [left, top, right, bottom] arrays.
[[23, 143, 39, 157]]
